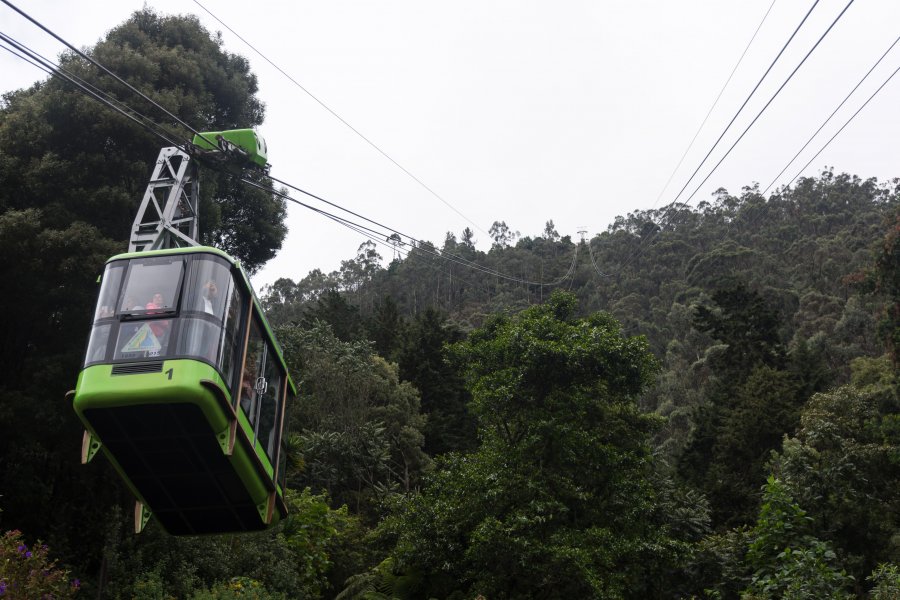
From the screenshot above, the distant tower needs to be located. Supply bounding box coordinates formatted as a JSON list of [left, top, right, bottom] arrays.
[[387, 233, 402, 261], [577, 227, 588, 243]]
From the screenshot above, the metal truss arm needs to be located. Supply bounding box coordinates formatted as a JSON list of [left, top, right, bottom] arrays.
[[129, 147, 200, 252]]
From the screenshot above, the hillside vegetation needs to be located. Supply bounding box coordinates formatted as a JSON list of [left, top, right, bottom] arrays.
[[1, 9, 898, 599]]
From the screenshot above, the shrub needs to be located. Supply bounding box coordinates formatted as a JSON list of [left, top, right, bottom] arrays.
[[0, 529, 80, 598]]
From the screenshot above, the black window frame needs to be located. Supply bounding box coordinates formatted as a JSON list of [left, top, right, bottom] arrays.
[[82, 254, 251, 381], [117, 256, 187, 320], [181, 255, 233, 321], [254, 340, 284, 463], [219, 273, 248, 396], [93, 262, 127, 323]]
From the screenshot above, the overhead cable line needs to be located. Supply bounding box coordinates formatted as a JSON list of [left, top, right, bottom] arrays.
[[679, 0, 855, 207], [786, 62, 900, 188], [268, 174, 416, 252], [399, 240, 538, 310], [190, 0, 490, 237], [0, 28, 395, 257], [586, 239, 611, 279], [559, 243, 580, 286], [0, 30, 185, 149], [630, 48, 898, 285], [6, 8, 578, 290], [241, 175, 581, 288], [649, 0, 778, 212], [0, 30, 188, 147], [692, 35, 900, 268], [618, 0, 855, 274], [615, 0, 820, 274], [709, 56, 900, 266], [664, 0, 820, 211], [0, 37, 49, 73], [258, 177, 580, 287], [605, 0, 777, 286], [0, 11, 433, 272], [266, 173, 565, 286], [762, 33, 900, 195], [0, 0, 218, 149]]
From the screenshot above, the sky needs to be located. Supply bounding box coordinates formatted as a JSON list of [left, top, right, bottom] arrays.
[[2, 0, 899, 291]]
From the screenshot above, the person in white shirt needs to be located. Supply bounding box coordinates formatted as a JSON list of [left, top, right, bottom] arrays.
[[201, 280, 218, 315]]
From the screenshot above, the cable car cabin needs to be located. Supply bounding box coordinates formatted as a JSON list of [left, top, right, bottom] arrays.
[[72, 246, 296, 535]]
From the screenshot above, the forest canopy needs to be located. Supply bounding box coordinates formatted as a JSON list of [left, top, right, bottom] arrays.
[[1, 7, 899, 599]]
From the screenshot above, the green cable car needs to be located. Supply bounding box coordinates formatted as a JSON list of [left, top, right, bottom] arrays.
[[71, 133, 294, 535], [73, 247, 296, 535]]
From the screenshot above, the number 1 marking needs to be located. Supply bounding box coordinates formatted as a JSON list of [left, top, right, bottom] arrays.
[[165, 368, 173, 380]]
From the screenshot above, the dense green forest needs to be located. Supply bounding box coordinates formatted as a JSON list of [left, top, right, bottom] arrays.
[[1, 9, 898, 599]]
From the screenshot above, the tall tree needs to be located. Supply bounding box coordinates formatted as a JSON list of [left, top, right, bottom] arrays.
[[769, 357, 900, 585], [397, 308, 475, 455], [692, 283, 786, 379], [870, 208, 900, 364], [460, 227, 476, 249], [697, 366, 804, 526], [742, 477, 854, 599], [383, 293, 676, 598], [0, 9, 286, 270], [0, 208, 122, 573], [0, 8, 285, 580], [367, 295, 405, 359], [542, 219, 560, 241], [488, 220, 519, 249], [303, 289, 366, 343], [679, 283, 798, 526], [278, 321, 429, 521]]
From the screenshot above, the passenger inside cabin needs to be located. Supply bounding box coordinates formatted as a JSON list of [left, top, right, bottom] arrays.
[[201, 280, 218, 315], [145, 293, 170, 341], [146, 293, 166, 311], [240, 360, 257, 419], [200, 281, 221, 360]]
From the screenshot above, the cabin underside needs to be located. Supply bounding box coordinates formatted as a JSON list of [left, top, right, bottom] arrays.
[[84, 403, 266, 535]]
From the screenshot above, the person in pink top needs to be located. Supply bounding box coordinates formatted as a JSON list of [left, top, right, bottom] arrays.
[[145, 293, 169, 340]]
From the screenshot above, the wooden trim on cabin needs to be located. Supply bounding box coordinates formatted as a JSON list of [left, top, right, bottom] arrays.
[[265, 491, 276, 524], [134, 502, 142, 534], [234, 293, 254, 412], [80, 430, 93, 465], [231, 409, 278, 495], [275, 493, 288, 519], [202, 378, 279, 499], [228, 420, 237, 455], [134, 501, 150, 534], [270, 381, 289, 484]]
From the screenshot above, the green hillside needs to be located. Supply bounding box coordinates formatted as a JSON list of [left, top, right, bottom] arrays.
[[1, 8, 898, 598]]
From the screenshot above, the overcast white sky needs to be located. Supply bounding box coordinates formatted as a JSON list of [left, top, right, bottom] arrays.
[[2, 0, 899, 290]]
